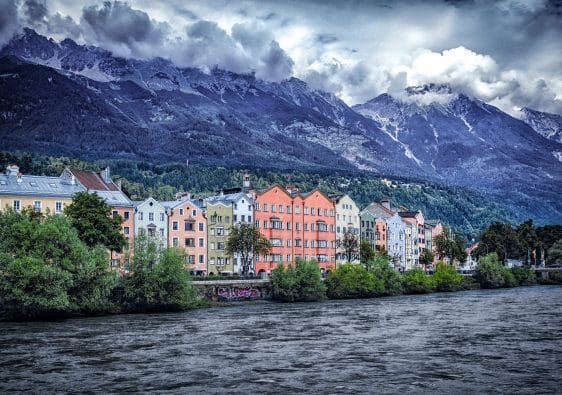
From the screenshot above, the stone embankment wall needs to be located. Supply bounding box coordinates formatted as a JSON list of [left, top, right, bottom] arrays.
[[193, 279, 271, 302]]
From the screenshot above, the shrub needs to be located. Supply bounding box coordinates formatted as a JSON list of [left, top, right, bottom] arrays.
[[326, 264, 384, 299], [433, 262, 463, 292], [403, 268, 435, 294], [511, 266, 536, 286], [370, 256, 404, 296], [271, 259, 326, 302], [474, 253, 517, 289]]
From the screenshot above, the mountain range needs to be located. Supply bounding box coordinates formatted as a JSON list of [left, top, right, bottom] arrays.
[[1, 28, 561, 224]]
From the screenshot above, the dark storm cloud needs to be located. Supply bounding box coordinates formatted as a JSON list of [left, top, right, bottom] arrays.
[[82, 1, 167, 53], [23, 0, 48, 24], [0, 0, 19, 46]]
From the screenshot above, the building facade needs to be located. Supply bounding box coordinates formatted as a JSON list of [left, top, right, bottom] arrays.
[[163, 195, 207, 275], [134, 197, 168, 251], [331, 194, 360, 265], [205, 200, 234, 275]]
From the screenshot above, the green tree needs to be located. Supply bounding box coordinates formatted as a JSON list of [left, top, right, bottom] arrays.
[[474, 222, 522, 262], [360, 239, 375, 269], [271, 259, 326, 302], [474, 253, 517, 289], [433, 262, 463, 292], [226, 223, 271, 276], [370, 256, 403, 295], [516, 219, 542, 264], [337, 229, 359, 263], [403, 268, 435, 294], [547, 239, 562, 266], [419, 248, 434, 268], [325, 264, 383, 299], [64, 192, 125, 253]]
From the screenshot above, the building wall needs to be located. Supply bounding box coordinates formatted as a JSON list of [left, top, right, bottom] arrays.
[[334, 195, 360, 264], [134, 198, 168, 250], [168, 200, 207, 275], [254, 187, 336, 274], [402, 218, 419, 269], [375, 218, 387, 252], [110, 206, 134, 271], [254, 186, 294, 274], [386, 213, 406, 269], [360, 211, 376, 249], [206, 203, 234, 275], [231, 194, 254, 274], [416, 212, 426, 257], [0, 195, 72, 214]]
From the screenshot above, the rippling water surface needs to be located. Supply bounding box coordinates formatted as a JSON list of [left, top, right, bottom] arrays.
[[1, 286, 561, 393]]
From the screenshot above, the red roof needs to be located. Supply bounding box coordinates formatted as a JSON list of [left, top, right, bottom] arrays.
[[71, 170, 118, 191]]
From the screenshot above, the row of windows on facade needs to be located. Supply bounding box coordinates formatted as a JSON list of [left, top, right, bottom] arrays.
[[138, 208, 198, 220], [269, 238, 334, 248], [10, 200, 64, 213], [336, 214, 358, 222], [172, 237, 205, 248], [336, 226, 359, 234], [255, 203, 335, 217], [255, 220, 333, 232], [255, 254, 334, 263], [172, 221, 204, 231], [209, 214, 252, 224]]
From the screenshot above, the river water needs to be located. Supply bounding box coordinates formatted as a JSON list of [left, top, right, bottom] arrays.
[[1, 286, 561, 394]]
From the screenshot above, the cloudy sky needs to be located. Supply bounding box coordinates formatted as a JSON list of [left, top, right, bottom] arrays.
[[1, 0, 561, 115]]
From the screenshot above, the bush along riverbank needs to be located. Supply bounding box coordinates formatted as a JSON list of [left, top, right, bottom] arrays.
[[0, 209, 202, 321], [271, 253, 562, 303]]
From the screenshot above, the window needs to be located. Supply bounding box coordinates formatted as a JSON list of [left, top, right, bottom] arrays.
[[295, 238, 302, 247], [271, 220, 282, 229], [296, 206, 301, 214], [271, 205, 276, 213], [317, 208, 321, 216], [286, 239, 292, 247], [179, 208, 184, 215], [263, 220, 268, 229], [199, 254, 204, 264], [318, 240, 328, 248], [234, 203, 238, 210], [241, 215, 245, 222], [192, 209, 197, 217], [173, 237, 179, 247], [124, 211, 130, 220], [233, 214, 238, 222], [160, 213, 165, 222], [217, 227, 224, 236], [210, 258, 215, 265], [185, 222, 194, 231], [304, 240, 309, 247], [173, 221, 179, 230], [304, 223, 309, 231], [271, 238, 283, 247], [187, 255, 195, 264], [286, 205, 291, 213], [225, 216, 230, 224], [159, 228, 165, 236], [317, 222, 328, 232], [255, 220, 260, 228], [149, 212, 154, 221], [138, 212, 143, 221], [330, 209, 334, 216], [324, 209, 328, 216], [287, 254, 291, 262], [34, 201, 42, 212], [12, 200, 20, 211], [199, 222, 204, 231], [248, 215, 252, 223], [263, 204, 268, 212], [248, 205, 251, 211], [218, 216, 223, 223], [255, 203, 260, 211], [199, 238, 204, 247], [210, 242, 215, 250], [112, 210, 118, 218], [296, 222, 301, 231], [124, 227, 130, 235], [278, 204, 283, 213], [55, 201, 63, 213], [304, 206, 309, 214], [217, 242, 225, 251], [286, 222, 292, 230]]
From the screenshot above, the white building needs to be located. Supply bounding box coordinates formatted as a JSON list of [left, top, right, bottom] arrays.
[[331, 193, 360, 265], [134, 197, 168, 250]]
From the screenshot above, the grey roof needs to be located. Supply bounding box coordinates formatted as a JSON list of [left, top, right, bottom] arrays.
[[0, 173, 85, 198], [205, 192, 252, 205], [161, 196, 205, 210], [362, 202, 395, 219], [94, 190, 133, 208]]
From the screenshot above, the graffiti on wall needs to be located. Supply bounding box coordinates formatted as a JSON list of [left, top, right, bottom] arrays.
[[217, 287, 262, 301]]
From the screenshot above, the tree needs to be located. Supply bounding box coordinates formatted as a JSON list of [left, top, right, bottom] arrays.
[[226, 223, 271, 276], [326, 264, 383, 299], [360, 239, 375, 269], [547, 239, 562, 266], [419, 248, 434, 268], [433, 262, 463, 292], [434, 227, 467, 264], [516, 219, 542, 264], [337, 229, 359, 263], [403, 268, 435, 294], [271, 259, 326, 302], [370, 255, 403, 295], [474, 253, 517, 289], [65, 192, 125, 253], [474, 222, 522, 262]]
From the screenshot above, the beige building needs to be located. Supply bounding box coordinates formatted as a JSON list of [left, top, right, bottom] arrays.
[[0, 165, 84, 215], [331, 193, 360, 265]]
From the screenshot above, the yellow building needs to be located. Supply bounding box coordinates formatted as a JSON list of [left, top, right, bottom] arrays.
[[0, 165, 85, 214]]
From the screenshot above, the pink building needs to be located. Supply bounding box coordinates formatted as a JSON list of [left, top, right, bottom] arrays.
[[163, 195, 207, 275]]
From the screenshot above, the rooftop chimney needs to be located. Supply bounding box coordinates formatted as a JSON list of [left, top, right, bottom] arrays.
[[381, 198, 391, 209], [6, 165, 19, 176], [243, 173, 251, 192], [101, 167, 111, 183]]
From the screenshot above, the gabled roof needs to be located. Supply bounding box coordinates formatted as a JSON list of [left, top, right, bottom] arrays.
[[95, 191, 133, 208], [161, 196, 205, 210], [71, 169, 119, 191], [363, 202, 396, 219], [205, 191, 252, 205], [0, 171, 85, 198], [255, 184, 293, 199]]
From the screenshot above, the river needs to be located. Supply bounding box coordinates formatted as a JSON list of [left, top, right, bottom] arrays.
[[1, 286, 561, 393]]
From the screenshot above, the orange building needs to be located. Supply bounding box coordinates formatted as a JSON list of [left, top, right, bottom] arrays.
[[70, 167, 134, 272], [163, 195, 207, 275], [254, 185, 336, 275]]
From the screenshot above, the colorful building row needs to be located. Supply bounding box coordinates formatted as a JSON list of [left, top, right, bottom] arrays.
[[1, 165, 443, 275]]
